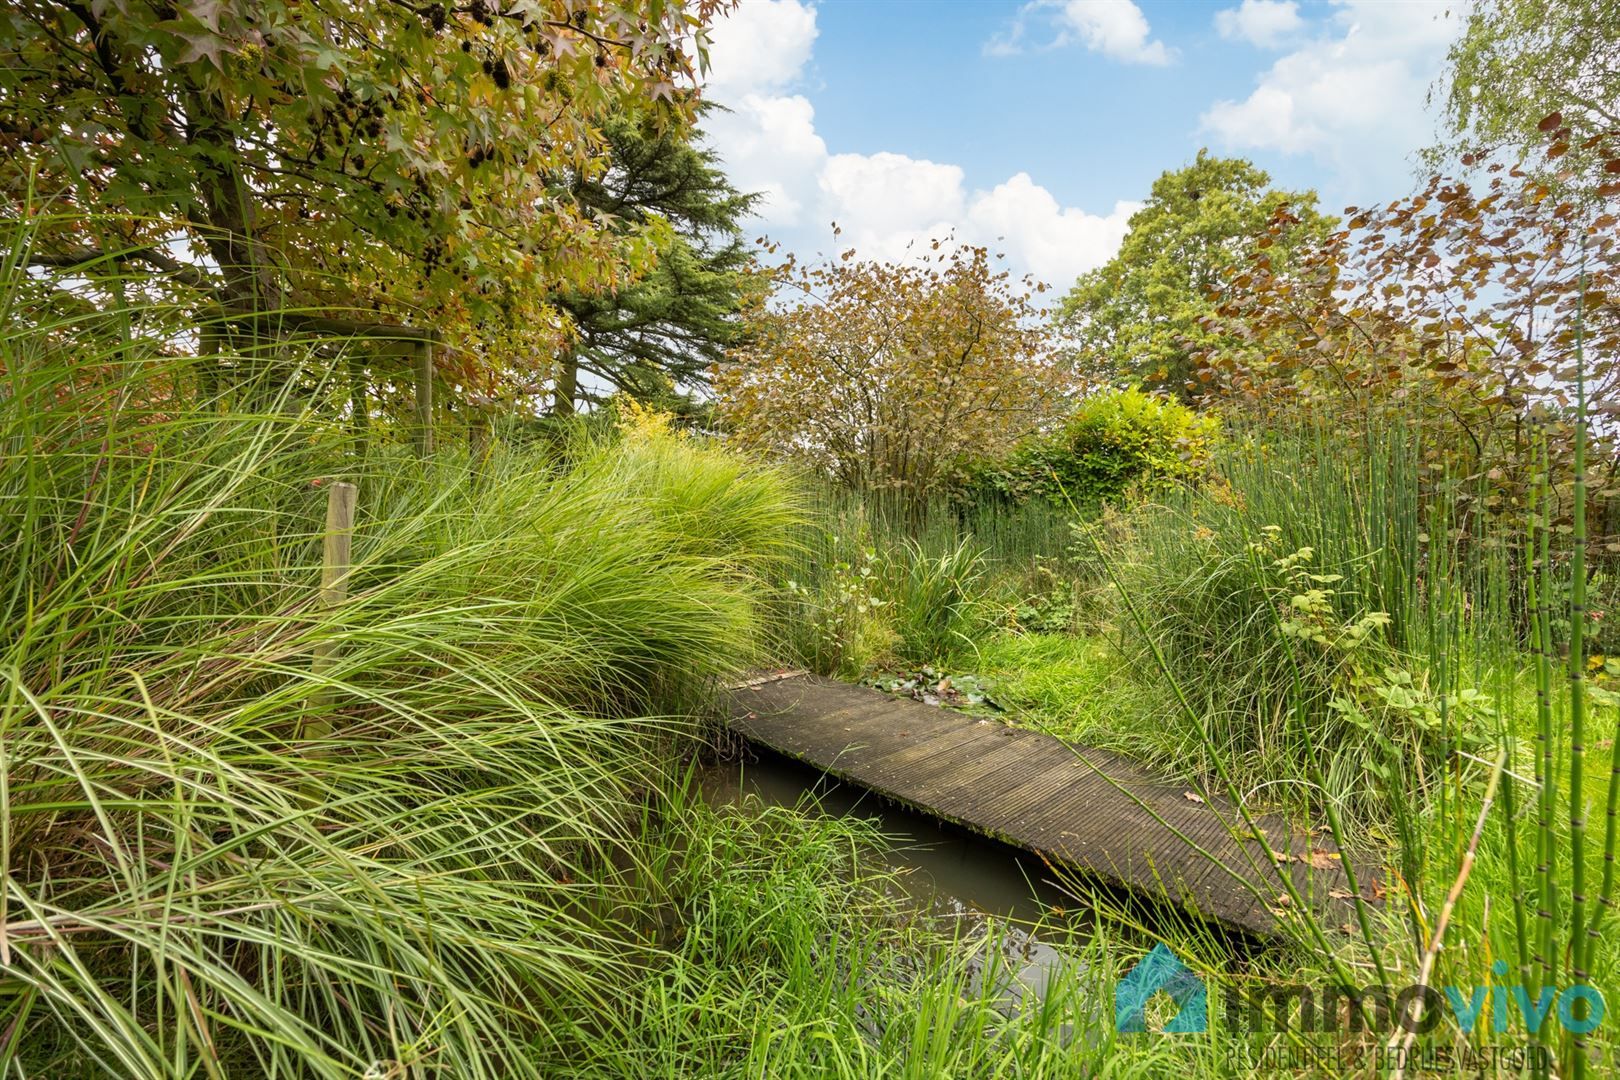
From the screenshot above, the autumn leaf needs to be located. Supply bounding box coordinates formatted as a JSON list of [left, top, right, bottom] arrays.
[[5, 0, 722, 390], [1306, 849, 1342, 870]]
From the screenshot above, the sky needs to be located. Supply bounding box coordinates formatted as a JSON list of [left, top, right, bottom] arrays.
[[696, 0, 1468, 289]]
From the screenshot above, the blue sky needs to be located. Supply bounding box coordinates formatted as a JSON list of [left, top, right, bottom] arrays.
[[698, 0, 1466, 287]]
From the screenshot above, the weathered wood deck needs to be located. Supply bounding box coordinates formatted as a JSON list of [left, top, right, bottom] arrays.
[[727, 673, 1376, 938]]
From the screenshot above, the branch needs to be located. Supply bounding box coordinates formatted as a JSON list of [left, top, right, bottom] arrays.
[[28, 246, 213, 291], [26, 250, 438, 344]]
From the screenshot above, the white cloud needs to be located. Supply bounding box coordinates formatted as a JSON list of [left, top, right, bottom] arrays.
[[810, 154, 1136, 284], [703, 93, 827, 226], [700, 0, 1134, 285], [1214, 0, 1303, 49], [1058, 0, 1174, 65], [1200, 0, 1464, 192], [819, 153, 965, 244], [702, 0, 818, 98], [697, 2, 826, 226], [966, 176, 1140, 285], [988, 0, 1174, 66]]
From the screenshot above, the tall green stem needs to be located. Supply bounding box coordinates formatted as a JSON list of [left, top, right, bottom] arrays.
[[1568, 246, 1591, 1077], [1530, 431, 1557, 1077]]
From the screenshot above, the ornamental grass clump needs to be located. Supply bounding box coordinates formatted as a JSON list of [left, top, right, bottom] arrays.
[[0, 256, 798, 1075]]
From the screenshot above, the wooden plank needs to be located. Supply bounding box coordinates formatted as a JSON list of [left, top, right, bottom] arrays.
[[726, 673, 1376, 938]]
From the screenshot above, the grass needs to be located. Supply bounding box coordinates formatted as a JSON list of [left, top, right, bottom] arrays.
[[0, 218, 1232, 1079], [885, 536, 992, 667], [14, 203, 1618, 1076], [541, 778, 1207, 1080], [971, 633, 1132, 744], [772, 491, 1005, 677], [778, 405, 1620, 1074]]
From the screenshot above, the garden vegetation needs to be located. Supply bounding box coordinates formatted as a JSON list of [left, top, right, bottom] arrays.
[[7, 0, 1620, 1077]]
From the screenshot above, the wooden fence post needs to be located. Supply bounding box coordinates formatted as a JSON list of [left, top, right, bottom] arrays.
[[413, 339, 434, 459], [304, 480, 356, 743]]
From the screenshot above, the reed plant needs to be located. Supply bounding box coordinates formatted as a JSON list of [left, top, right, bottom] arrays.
[[1074, 284, 1620, 1072], [771, 481, 1069, 676], [1084, 426, 1506, 826], [882, 537, 991, 667]]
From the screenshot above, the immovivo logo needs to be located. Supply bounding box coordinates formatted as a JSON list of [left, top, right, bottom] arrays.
[[1116, 945, 1605, 1038], [1116, 943, 1208, 1033]]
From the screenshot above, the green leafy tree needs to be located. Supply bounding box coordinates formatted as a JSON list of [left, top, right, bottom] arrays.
[[1428, 0, 1620, 194], [0, 0, 725, 391], [1059, 151, 1334, 398], [550, 107, 760, 415]]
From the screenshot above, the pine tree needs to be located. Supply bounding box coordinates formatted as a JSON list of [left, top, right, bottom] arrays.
[[550, 107, 759, 415]]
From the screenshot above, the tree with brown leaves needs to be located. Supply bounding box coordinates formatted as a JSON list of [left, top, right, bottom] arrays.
[[716, 240, 1067, 504]]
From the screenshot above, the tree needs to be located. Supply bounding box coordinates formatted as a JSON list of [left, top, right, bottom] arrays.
[[0, 0, 726, 392], [549, 107, 760, 416], [1429, 0, 1620, 195], [1194, 134, 1620, 521], [716, 241, 1066, 502], [1059, 151, 1335, 397]]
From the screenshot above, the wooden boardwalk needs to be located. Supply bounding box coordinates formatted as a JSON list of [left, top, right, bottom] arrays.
[[727, 673, 1375, 938]]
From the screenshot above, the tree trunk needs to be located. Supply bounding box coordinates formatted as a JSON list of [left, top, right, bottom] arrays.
[[552, 351, 580, 417], [184, 83, 294, 406]]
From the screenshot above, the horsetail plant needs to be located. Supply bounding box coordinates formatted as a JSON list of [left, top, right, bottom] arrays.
[[1513, 240, 1606, 1080], [1530, 428, 1560, 1039], [1568, 244, 1592, 1078]]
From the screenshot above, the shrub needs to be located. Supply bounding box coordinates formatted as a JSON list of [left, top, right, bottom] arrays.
[[716, 243, 1063, 508], [774, 492, 998, 675], [779, 509, 898, 679], [973, 388, 1217, 512]]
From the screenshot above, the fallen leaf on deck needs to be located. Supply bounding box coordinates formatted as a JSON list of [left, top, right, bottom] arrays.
[[1306, 849, 1341, 869], [1183, 791, 1205, 803]]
